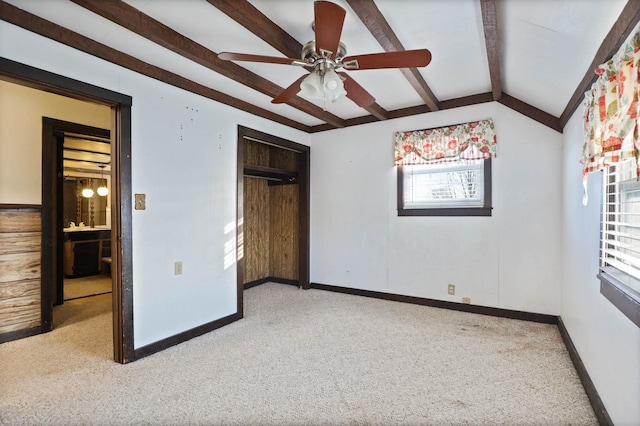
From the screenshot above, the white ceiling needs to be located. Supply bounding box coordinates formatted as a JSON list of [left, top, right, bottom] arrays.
[[500, 0, 628, 117], [2, 0, 631, 130]]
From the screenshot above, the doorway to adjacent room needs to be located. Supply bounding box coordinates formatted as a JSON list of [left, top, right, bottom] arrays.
[[0, 58, 134, 363]]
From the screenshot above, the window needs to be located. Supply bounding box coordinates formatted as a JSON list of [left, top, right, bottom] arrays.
[[580, 24, 640, 327], [599, 158, 640, 327], [394, 118, 496, 216], [397, 158, 492, 216]]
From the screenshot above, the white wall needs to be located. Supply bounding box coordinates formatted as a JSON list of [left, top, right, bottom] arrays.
[[0, 21, 309, 348], [0, 80, 111, 204], [561, 109, 640, 425], [4, 14, 637, 423], [310, 102, 563, 315]]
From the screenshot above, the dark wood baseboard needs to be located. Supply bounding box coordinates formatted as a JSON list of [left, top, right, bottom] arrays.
[[310, 282, 610, 425], [0, 325, 45, 344], [309, 282, 558, 324], [112, 278, 611, 425], [244, 277, 299, 289], [132, 312, 242, 362], [126, 277, 299, 360], [243, 277, 272, 289], [557, 318, 613, 426]]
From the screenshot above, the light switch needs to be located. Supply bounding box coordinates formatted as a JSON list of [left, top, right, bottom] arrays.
[[135, 193, 146, 210]]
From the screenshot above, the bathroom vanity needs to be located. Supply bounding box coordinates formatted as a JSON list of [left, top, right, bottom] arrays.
[[63, 227, 111, 278]]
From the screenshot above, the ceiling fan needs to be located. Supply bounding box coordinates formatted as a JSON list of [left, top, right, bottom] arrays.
[[217, 0, 432, 108]]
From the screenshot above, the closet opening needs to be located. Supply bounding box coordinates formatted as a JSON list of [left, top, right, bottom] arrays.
[[236, 126, 310, 313]]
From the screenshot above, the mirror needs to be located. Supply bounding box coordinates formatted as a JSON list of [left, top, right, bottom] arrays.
[[62, 134, 111, 230], [63, 177, 108, 228]]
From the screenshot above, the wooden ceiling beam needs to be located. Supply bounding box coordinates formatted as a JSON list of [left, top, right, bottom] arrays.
[[480, 0, 502, 101], [205, 0, 301, 59], [0, 1, 310, 132], [481, 0, 562, 134], [440, 92, 495, 110], [309, 92, 496, 133], [69, 0, 345, 128], [322, 93, 564, 134], [346, 0, 440, 112], [207, 0, 389, 121], [499, 94, 562, 132], [559, 0, 640, 128]]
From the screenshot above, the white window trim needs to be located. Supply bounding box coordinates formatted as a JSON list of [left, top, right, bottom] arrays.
[[599, 159, 640, 328], [397, 159, 492, 217]]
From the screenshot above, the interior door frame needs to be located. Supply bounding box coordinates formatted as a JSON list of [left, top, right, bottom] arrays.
[[42, 118, 111, 307], [236, 125, 310, 308], [0, 58, 135, 363]]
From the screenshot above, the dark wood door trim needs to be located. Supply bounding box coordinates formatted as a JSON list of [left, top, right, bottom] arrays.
[[42, 118, 111, 312], [1, 58, 134, 364], [113, 104, 134, 363], [237, 126, 311, 295], [236, 131, 245, 316]]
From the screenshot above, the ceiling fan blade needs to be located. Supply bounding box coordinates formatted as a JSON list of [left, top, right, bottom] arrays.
[[342, 49, 432, 70], [271, 75, 308, 104], [337, 72, 376, 107], [314, 0, 346, 59], [218, 52, 307, 67]]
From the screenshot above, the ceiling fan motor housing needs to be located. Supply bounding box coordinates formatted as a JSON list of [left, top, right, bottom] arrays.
[[302, 40, 347, 66]]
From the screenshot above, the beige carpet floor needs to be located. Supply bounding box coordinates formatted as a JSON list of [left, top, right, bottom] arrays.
[[0, 283, 596, 425], [64, 275, 112, 301]]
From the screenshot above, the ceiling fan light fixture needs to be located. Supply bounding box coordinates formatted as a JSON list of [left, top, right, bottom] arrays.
[[322, 69, 346, 102], [300, 71, 323, 99], [300, 68, 346, 103]]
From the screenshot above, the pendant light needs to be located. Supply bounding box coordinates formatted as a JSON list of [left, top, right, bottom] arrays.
[[97, 165, 109, 196]]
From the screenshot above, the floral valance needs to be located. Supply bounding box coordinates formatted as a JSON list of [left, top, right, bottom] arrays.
[[581, 24, 640, 204], [394, 119, 497, 165]]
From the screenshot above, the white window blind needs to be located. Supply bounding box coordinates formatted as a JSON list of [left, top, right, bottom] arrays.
[[601, 158, 640, 294], [403, 160, 484, 209]]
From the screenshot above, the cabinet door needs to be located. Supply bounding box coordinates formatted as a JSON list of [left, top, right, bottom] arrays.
[[72, 241, 100, 276]]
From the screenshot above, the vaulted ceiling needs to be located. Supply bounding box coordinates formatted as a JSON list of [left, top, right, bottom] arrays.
[[2, 0, 639, 133]]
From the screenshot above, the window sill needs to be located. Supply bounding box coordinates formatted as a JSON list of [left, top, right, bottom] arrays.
[[598, 271, 640, 328], [398, 207, 492, 217]]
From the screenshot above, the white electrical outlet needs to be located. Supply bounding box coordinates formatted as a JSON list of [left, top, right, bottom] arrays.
[[175, 261, 183, 275], [448, 284, 455, 295]]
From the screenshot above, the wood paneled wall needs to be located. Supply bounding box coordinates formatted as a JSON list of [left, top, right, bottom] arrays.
[[244, 177, 270, 282], [0, 206, 41, 339], [244, 141, 270, 283], [269, 148, 299, 281], [243, 140, 299, 284]]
